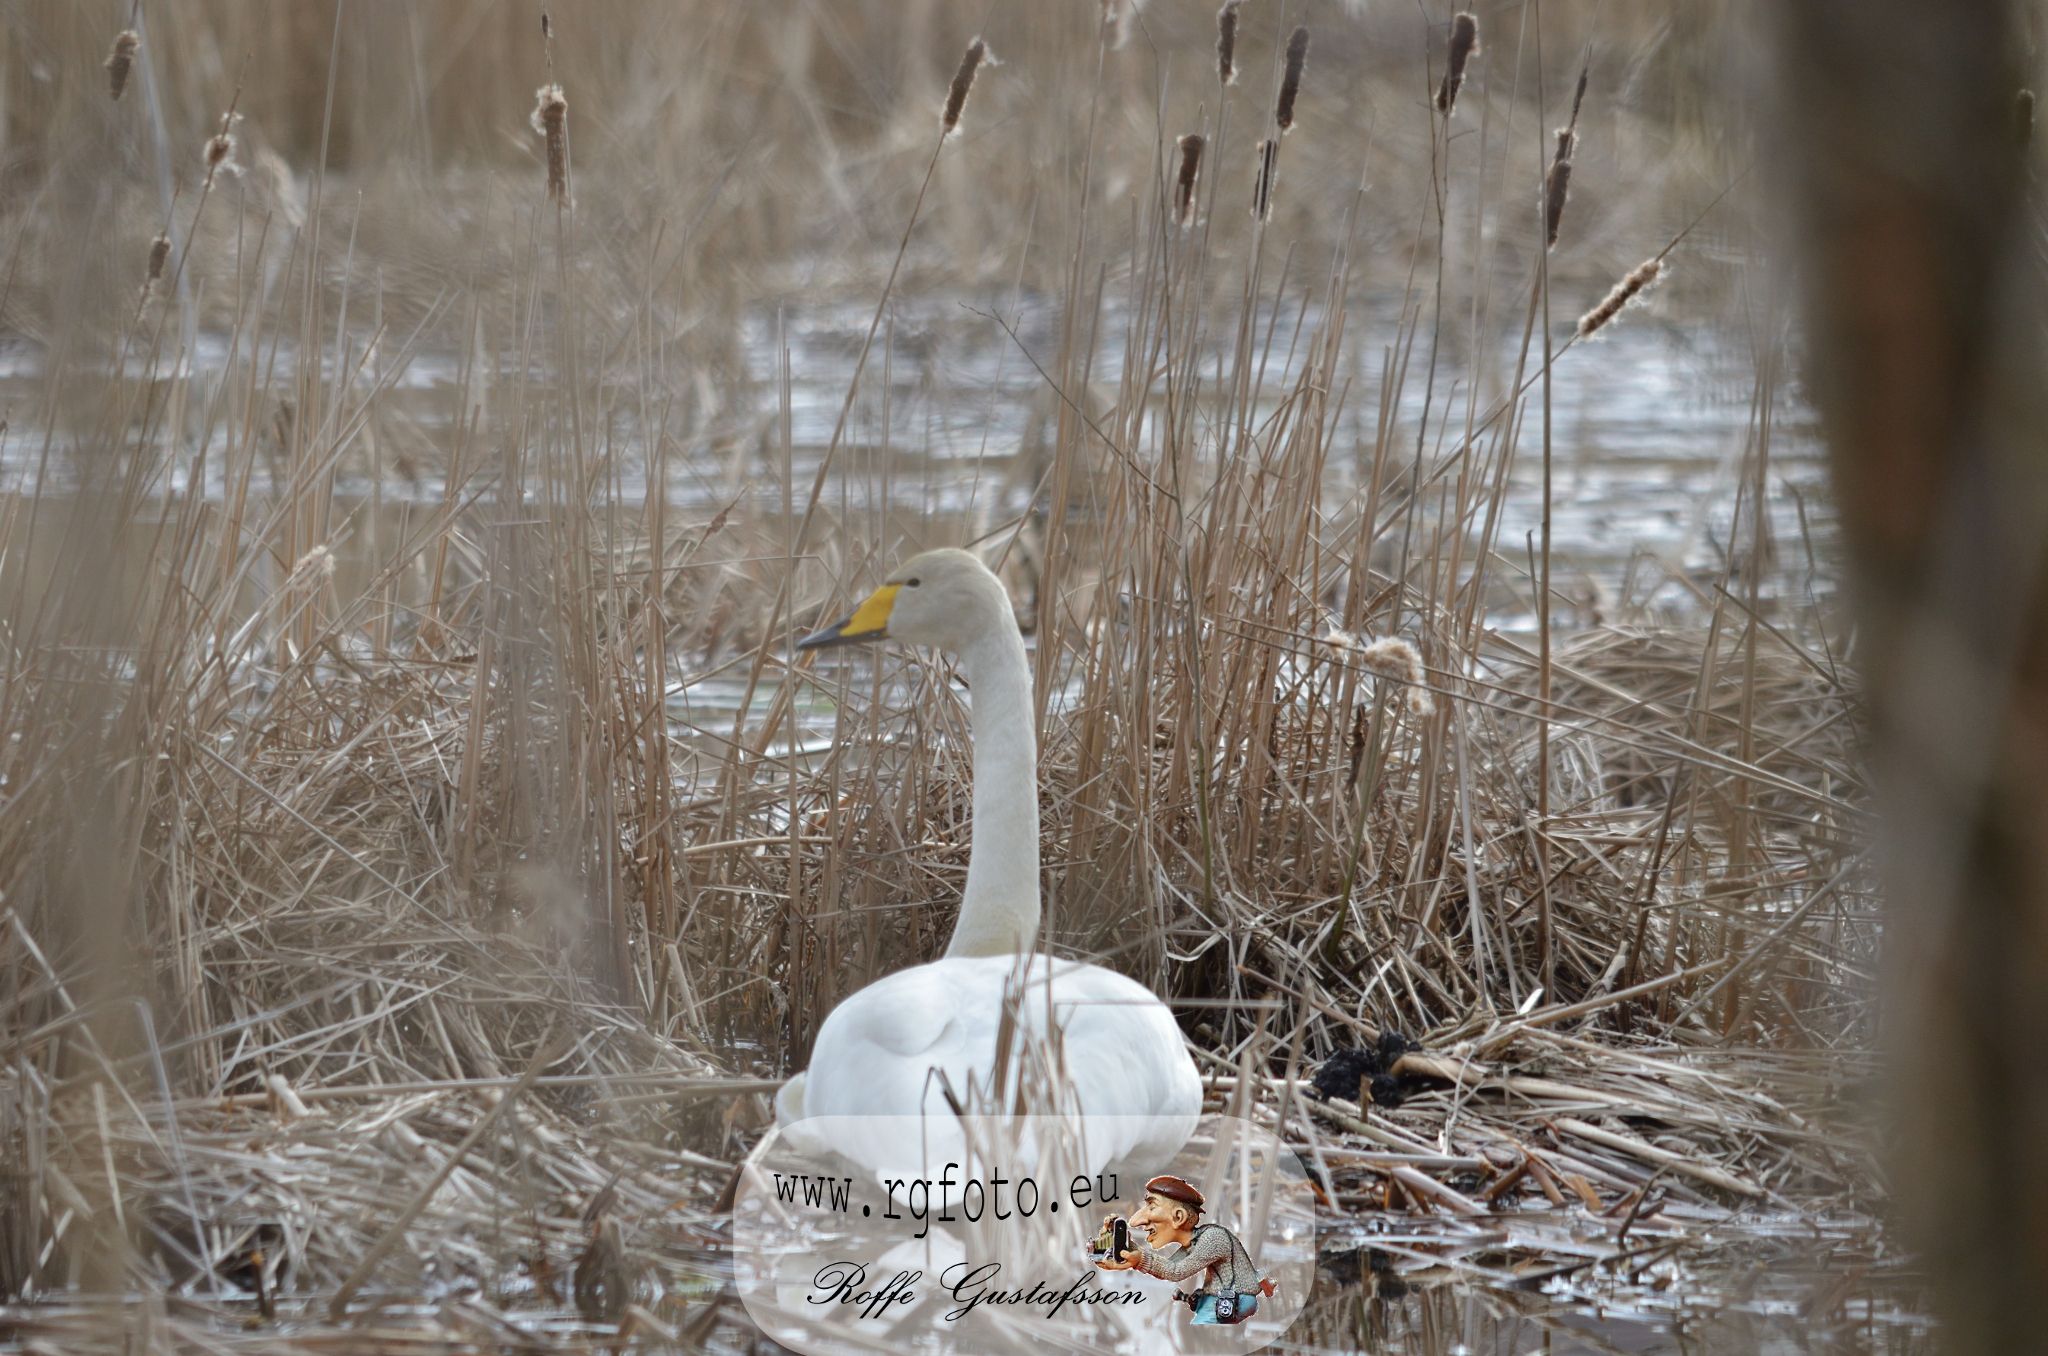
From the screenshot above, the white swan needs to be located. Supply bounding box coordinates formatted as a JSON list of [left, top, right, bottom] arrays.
[[775, 548, 1201, 1179]]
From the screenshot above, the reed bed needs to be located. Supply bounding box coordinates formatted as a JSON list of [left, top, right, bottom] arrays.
[[0, 2, 1901, 1350]]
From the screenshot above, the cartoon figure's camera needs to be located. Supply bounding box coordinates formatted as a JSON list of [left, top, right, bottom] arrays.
[[1089, 1216, 1130, 1260]]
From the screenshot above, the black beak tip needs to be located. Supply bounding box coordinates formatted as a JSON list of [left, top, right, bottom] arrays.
[[795, 627, 838, 651], [798, 621, 885, 651]]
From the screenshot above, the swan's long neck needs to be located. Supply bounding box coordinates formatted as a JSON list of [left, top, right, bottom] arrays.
[[946, 615, 1041, 957]]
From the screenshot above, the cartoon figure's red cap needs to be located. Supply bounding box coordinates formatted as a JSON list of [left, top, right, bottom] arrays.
[[1143, 1174, 1205, 1211]]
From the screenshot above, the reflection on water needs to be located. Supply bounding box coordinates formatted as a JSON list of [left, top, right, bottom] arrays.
[[1301, 1215, 1932, 1356]]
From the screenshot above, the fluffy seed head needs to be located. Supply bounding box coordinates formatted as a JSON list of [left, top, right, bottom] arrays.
[[1217, 1, 1242, 86], [943, 37, 987, 135], [1277, 27, 1310, 133], [1358, 638, 1435, 716], [1577, 258, 1666, 339], [531, 84, 569, 203], [1175, 134, 1205, 226], [105, 30, 139, 102], [1436, 13, 1479, 115]]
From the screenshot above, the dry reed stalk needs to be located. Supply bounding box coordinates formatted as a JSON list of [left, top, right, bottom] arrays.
[[1437, 13, 1479, 114], [531, 83, 569, 203], [1175, 133, 1205, 226], [104, 29, 139, 102], [942, 37, 987, 136], [1252, 137, 1278, 219], [1277, 26, 1310, 133], [1217, 0, 1243, 86], [1577, 258, 1666, 338]]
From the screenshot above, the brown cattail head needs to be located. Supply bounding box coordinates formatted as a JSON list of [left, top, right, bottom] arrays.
[[1251, 137, 1278, 221], [1577, 258, 1665, 339], [140, 230, 170, 303], [943, 37, 987, 136], [1175, 134, 1205, 226], [105, 30, 139, 102], [531, 83, 569, 203], [1217, 1, 1242, 87], [203, 112, 241, 186], [1543, 127, 1575, 250], [1436, 13, 1479, 115], [1277, 27, 1310, 133], [2018, 89, 2036, 148]]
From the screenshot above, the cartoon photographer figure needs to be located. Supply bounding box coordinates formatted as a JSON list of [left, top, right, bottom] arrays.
[[1094, 1174, 1276, 1326]]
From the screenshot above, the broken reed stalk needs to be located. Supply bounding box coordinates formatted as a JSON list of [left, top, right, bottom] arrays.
[[1217, 0, 1242, 86], [1437, 13, 1479, 115], [943, 36, 987, 135], [1175, 133, 1205, 226], [1277, 27, 1310, 133], [1578, 258, 1666, 338], [1252, 137, 1278, 220], [531, 83, 569, 203], [104, 29, 139, 101]]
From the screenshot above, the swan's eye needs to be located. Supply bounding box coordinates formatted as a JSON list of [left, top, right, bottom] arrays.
[[904, 578, 922, 587]]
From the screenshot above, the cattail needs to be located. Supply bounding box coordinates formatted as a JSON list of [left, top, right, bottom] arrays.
[[1436, 13, 1478, 115], [1251, 138, 1278, 220], [2018, 89, 2036, 148], [203, 112, 240, 186], [105, 30, 139, 102], [1217, 1, 1242, 87], [942, 37, 987, 136], [1325, 630, 1437, 717], [141, 230, 170, 301], [1543, 128, 1575, 249], [531, 83, 569, 203], [1577, 258, 1665, 339], [1276, 27, 1310, 133], [1175, 134, 1205, 226], [1360, 638, 1435, 717]]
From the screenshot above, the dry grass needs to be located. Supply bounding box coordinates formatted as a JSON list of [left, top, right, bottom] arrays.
[[0, 2, 1900, 1351]]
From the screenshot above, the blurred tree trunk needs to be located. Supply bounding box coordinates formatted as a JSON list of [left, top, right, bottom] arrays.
[[1773, 3, 2048, 1350]]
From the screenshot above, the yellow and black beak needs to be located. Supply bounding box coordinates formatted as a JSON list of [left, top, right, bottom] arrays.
[[798, 583, 901, 650]]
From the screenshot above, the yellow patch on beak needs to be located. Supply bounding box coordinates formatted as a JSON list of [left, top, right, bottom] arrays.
[[798, 583, 901, 649]]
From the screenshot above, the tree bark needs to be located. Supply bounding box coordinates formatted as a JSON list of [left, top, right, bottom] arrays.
[[1773, 4, 2048, 1350]]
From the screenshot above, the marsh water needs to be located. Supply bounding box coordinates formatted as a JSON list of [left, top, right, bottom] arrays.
[[0, 282, 1833, 745]]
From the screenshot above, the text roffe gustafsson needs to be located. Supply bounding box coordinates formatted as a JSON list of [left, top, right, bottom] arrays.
[[778, 1166, 1145, 1323], [809, 1260, 1146, 1323]]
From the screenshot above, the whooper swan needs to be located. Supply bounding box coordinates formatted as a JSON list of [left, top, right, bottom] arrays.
[[775, 549, 1201, 1178]]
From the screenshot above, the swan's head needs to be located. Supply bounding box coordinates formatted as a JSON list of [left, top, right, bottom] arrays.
[[798, 548, 1013, 656]]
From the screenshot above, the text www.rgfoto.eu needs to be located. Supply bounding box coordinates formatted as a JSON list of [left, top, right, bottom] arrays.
[[771, 1167, 1120, 1240]]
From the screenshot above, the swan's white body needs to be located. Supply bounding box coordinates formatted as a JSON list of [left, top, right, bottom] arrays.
[[778, 550, 1200, 1180]]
